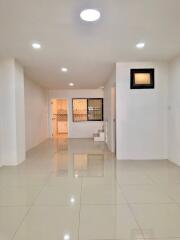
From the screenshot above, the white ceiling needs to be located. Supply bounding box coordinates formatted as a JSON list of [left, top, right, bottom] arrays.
[[0, 0, 180, 89]]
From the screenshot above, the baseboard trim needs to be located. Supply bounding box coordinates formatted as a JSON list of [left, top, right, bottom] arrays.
[[117, 158, 168, 161]]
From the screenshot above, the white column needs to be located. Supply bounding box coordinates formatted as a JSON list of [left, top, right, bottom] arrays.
[[0, 59, 25, 166]]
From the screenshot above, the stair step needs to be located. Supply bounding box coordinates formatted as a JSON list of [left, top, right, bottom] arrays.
[[94, 136, 105, 142], [93, 133, 99, 137], [98, 129, 104, 133]]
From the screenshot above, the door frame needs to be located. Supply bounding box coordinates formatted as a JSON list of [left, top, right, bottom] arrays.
[[50, 98, 69, 138], [111, 86, 116, 155]]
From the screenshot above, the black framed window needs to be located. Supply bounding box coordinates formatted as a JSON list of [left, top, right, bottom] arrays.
[[72, 98, 103, 122], [87, 98, 103, 121]]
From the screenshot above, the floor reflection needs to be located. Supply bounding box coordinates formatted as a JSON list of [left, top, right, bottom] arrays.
[[1, 138, 180, 240], [74, 153, 104, 177], [52, 152, 105, 178], [51, 137, 108, 178], [52, 152, 69, 176]]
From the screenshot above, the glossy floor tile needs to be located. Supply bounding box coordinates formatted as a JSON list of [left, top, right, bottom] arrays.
[[35, 184, 81, 206], [158, 183, 180, 203], [0, 206, 29, 240], [1, 138, 180, 240], [0, 186, 41, 206], [0, 173, 50, 187], [81, 183, 126, 205], [120, 185, 174, 204], [117, 172, 153, 185], [79, 205, 143, 240], [131, 203, 180, 239], [13, 206, 79, 240]]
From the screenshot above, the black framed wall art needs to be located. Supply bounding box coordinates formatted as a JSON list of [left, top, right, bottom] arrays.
[[130, 68, 155, 89]]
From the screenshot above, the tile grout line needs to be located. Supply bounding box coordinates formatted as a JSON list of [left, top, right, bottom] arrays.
[[115, 164, 144, 239], [117, 182, 145, 240], [118, 179, 180, 239], [118, 175, 179, 205], [144, 172, 159, 184], [11, 172, 52, 240], [11, 205, 33, 240], [77, 177, 83, 240], [145, 178, 180, 207]]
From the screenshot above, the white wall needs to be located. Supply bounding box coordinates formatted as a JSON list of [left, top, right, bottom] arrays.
[[116, 62, 168, 160], [48, 89, 104, 138], [168, 57, 180, 166], [0, 59, 15, 166], [25, 78, 48, 151], [104, 69, 116, 152], [0, 59, 25, 166], [14, 61, 25, 162]]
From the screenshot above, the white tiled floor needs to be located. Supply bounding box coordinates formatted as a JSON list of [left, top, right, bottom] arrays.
[[1, 138, 180, 240]]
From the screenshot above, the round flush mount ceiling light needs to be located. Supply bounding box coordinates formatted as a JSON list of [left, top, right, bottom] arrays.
[[64, 234, 70, 240], [69, 82, 74, 87], [80, 9, 101, 22], [136, 42, 145, 49], [61, 67, 68, 72], [70, 197, 75, 204], [32, 42, 41, 49], [74, 173, 79, 178]]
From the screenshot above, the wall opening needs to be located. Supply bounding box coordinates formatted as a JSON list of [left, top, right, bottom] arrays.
[[51, 99, 68, 138], [111, 86, 116, 155]]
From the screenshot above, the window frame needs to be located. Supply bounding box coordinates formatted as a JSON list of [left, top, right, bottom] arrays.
[[87, 98, 104, 122], [72, 98, 104, 122], [72, 98, 88, 122]]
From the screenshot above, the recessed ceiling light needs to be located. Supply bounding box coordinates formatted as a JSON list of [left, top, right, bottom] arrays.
[[80, 9, 101, 22], [64, 234, 70, 240], [70, 197, 75, 204], [69, 83, 74, 87], [136, 42, 145, 49], [74, 173, 79, 178], [32, 42, 41, 49], [61, 67, 68, 72]]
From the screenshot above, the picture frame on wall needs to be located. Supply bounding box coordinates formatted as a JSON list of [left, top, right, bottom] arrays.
[[130, 68, 155, 89]]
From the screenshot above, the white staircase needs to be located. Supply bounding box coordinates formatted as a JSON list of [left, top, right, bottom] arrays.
[[93, 128, 105, 142]]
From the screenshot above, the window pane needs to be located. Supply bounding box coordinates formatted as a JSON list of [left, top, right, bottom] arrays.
[[88, 99, 103, 121], [73, 99, 87, 122]]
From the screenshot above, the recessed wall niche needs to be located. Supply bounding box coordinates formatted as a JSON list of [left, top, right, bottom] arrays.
[[130, 68, 155, 89]]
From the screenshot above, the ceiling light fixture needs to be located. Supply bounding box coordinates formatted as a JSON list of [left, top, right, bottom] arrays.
[[74, 173, 79, 178], [64, 234, 70, 240], [32, 42, 41, 49], [136, 42, 145, 49], [80, 9, 101, 22], [61, 67, 68, 72], [69, 83, 74, 87], [70, 197, 75, 204]]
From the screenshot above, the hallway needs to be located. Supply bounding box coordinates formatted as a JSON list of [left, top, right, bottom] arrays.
[[1, 139, 180, 240]]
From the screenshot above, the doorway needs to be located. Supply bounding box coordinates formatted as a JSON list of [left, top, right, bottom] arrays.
[[51, 99, 68, 138], [111, 86, 116, 155]]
